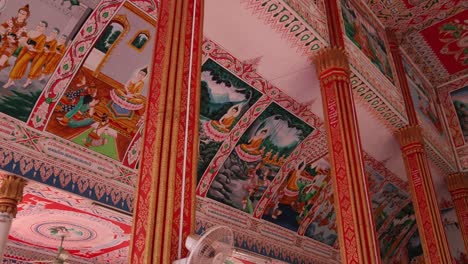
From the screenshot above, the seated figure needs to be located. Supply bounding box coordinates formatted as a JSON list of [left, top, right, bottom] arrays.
[[114, 66, 147, 105]]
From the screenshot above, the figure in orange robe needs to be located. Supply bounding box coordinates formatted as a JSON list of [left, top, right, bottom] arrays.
[[3, 21, 48, 89], [24, 28, 59, 86], [0, 33, 18, 71], [115, 67, 148, 105], [211, 104, 241, 132], [40, 34, 68, 81], [0, 5, 30, 69], [239, 128, 269, 156]]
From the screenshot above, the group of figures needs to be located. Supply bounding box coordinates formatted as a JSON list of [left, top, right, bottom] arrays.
[[340, 0, 393, 81], [0, 4, 67, 89]]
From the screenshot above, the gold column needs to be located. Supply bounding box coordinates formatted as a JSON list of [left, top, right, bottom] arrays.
[[447, 172, 468, 252], [395, 126, 452, 263], [129, 0, 204, 263], [0, 173, 26, 262], [313, 47, 381, 264]]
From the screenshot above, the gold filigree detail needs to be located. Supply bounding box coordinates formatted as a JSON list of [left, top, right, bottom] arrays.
[[447, 172, 468, 198], [312, 47, 350, 84], [395, 125, 424, 154], [0, 174, 26, 217]]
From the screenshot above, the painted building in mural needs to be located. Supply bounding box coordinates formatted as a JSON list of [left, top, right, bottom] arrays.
[[0, 0, 465, 264]]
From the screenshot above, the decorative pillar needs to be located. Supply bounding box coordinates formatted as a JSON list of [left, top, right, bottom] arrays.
[[0, 173, 26, 262], [447, 172, 468, 252], [313, 47, 381, 264], [317, 0, 381, 263], [387, 29, 453, 263], [129, 0, 204, 264]]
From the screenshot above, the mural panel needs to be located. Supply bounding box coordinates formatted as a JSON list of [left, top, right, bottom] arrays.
[[45, 3, 156, 161], [451, 86, 468, 143], [403, 58, 445, 136], [340, 0, 393, 82], [379, 203, 417, 259], [206, 102, 314, 215], [198, 59, 262, 178], [372, 183, 409, 231], [405, 231, 423, 263], [0, 1, 158, 212], [0, 1, 91, 121]]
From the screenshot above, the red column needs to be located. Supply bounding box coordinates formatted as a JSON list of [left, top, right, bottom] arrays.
[[318, 1, 381, 263], [387, 29, 452, 263], [129, 0, 204, 263], [447, 172, 468, 252]]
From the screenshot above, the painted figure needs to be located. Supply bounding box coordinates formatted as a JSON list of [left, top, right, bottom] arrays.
[[0, 5, 30, 69], [84, 114, 110, 147], [25, 27, 60, 86], [40, 34, 68, 80], [114, 66, 148, 104], [56, 76, 90, 113], [57, 89, 99, 128], [0, 33, 18, 70], [4, 21, 48, 88], [211, 104, 241, 132], [239, 128, 269, 156]]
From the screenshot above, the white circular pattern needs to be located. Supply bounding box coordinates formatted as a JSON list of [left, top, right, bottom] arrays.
[[11, 209, 128, 252]]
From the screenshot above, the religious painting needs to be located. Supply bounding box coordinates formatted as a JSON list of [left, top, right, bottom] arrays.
[[371, 183, 409, 231], [405, 231, 423, 263], [367, 166, 385, 194], [198, 58, 263, 179], [379, 203, 417, 258], [340, 0, 393, 82], [403, 57, 444, 135], [0, 0, 92, 121], [440, 205, 468, 263], [295, 160, 337, 246], [206, 103, 314, 216], [451, 86, 468, 143], [261, 159, 334, 237], [45, 3, 156, 161]]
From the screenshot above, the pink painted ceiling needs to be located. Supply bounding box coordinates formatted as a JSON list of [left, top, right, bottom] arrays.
[[364, 0, 467, 85], [5, 182, 131, 264]]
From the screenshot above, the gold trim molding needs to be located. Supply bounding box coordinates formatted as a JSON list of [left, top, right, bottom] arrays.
[[313, 47, 350, 84], [447, 172, 468, 198], [0, 174, 26, 217], [395, 125, 424, 152]]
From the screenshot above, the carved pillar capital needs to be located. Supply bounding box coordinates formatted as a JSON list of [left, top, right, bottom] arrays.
[[395, 125, 424, 154], [313, 47, 350, 84], [385, 29, 399, 51], [447, 172, 468, 198], [0, 174, 26, 217]]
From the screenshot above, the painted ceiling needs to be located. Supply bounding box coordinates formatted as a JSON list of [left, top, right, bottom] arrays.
[[363, 0, 467, 85], [4, 181, 132, 264], [0, 0, 464, 263]]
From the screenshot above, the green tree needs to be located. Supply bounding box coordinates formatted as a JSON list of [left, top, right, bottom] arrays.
[[95, 25, 113, 53]]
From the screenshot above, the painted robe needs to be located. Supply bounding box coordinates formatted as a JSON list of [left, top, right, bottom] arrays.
[[9, 34, 46, 80]]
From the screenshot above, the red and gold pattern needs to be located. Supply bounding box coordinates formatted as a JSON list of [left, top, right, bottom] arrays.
[[130, 0, 204, 263], [396, 125, 452, 263], [389, 25, 452, 263], [447, 172, 468, 252], [314, 47, 381, 264]]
